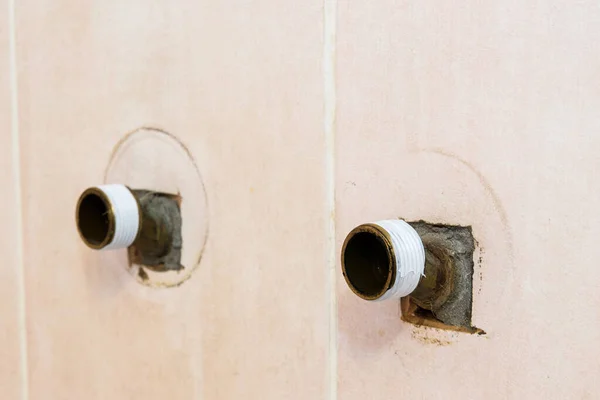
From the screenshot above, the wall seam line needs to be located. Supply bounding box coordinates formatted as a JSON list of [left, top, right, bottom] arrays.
[[8, 0, 29, 398], [324, 0, 337, 398]]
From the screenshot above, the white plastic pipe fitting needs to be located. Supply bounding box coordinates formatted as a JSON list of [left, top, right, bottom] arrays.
[[341, 219, 425, 301], [76, 184, 141, 250]]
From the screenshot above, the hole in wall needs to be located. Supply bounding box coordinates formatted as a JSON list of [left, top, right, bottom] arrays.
[[402, 220, 485, 335], [128, 190, 183, 278], [105, 128, 208, 288]]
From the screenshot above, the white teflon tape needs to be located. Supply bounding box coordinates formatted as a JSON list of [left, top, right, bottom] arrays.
[[373, 219, 425, 300], [96, 184, 140, 250]]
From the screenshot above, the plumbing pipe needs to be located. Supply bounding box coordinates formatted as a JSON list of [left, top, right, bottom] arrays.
[[75, 184, 141, 250], [341, 219, 425, 301]]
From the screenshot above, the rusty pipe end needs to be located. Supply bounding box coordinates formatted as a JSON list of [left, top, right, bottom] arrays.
[[341, 223, 397, 301], [75, 185, 141, 250]]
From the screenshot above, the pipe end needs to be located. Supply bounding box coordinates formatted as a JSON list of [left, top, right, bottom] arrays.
[[341, 220, 425, 301], [76, 184, 140, 250]]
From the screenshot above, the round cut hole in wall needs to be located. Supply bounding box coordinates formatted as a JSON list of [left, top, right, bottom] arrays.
[[105, 128, 208, 287]]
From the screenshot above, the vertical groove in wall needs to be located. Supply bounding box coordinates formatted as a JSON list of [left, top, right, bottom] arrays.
[[324, 0, 337, 398], [8, 0, 29, 398]]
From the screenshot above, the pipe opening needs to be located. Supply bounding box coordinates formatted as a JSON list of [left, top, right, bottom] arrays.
[[342, 229, 393, 299], [77, 190, 112, 248]]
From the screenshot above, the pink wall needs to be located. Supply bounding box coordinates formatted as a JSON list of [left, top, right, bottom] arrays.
[[2, 1, 599, 399], [336, 2, 600, 399]]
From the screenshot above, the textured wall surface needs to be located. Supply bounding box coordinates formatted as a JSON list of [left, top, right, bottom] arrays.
[[2, 1, 600, 399], [14, 0, 327, 398], [336, 2, 600, 399]]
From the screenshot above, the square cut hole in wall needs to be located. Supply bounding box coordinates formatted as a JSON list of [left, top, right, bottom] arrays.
[[403, 221, 485, 334], [128, 190, 183, 281]]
